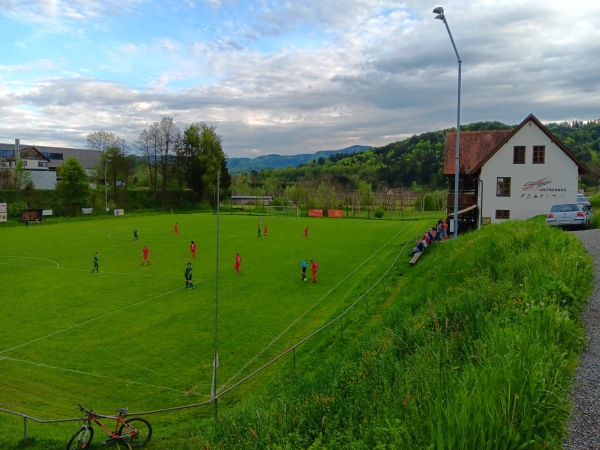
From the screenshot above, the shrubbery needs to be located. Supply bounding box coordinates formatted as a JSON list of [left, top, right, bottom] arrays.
[[198, 219, 592, 448], [7, 200, 27, 218]]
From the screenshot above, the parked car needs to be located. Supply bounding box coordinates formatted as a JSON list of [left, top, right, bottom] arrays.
[[577, 193, 592, 208], [546, 203, 591, 230]]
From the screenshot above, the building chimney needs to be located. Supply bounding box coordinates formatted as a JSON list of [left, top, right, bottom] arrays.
[[14, 139, 20, 162]]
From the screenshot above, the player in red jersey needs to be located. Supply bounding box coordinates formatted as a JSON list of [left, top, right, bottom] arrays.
[[263, 224, 268, 237], [234, 253, 242, 274], [174, 222, 180, 236], [141, 245, 151, 265], [303, 226, 309, 239], [190, 240, 196, 258], [311, 259, 318, 283]]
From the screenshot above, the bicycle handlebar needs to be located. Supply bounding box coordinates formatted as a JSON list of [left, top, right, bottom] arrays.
[[76, 404, 128, 419], [77, 404, 101, 419]]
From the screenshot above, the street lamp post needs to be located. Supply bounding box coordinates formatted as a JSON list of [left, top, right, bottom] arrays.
[[104, 155, 109, 213], [433, 6, 461, 239]]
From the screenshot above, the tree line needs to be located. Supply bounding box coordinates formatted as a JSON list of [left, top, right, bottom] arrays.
[[86, 117, 231, 205], [230, 119, 600, 200], [13, 118, 600, 215]]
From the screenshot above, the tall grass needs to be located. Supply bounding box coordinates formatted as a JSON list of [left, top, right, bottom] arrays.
[[192, 219, 591, 449]]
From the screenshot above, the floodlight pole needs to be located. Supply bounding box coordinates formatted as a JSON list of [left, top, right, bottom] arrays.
[[434, 6, 462, 239], [212, 172, 220, 419], [104, 152, 109, 214]]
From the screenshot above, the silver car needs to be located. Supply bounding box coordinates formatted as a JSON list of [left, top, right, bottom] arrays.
[[577, 194, 592, 208], [546, 203, 591, 230]]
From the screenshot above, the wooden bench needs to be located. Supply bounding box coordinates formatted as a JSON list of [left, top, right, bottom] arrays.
[[409, 251, 423, 265], [409, 241, 428, 265]]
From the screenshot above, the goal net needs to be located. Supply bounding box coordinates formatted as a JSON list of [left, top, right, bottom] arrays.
[[265, 205, 300, 217]]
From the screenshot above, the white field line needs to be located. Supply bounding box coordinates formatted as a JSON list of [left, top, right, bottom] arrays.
[[0, 287, 185, 355], [107, 230, 242, 241], [221, 223, 410, 390], [0, 355, 207, 394], [0, 256, 60, 269], [62, 267, 185, 280], [97, 346, 187, 386], [0, 258, 183, 280]]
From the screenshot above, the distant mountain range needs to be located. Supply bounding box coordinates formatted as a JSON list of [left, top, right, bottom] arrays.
[[226, 145, 372, 173]]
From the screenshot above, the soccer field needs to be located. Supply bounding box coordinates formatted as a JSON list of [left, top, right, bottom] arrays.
[[0, 213, 422, 444]]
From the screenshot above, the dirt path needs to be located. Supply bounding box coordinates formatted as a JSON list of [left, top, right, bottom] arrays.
[[564, 229, 600, 449]]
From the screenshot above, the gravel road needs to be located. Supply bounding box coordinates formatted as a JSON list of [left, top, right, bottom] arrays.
[[564, 229, 600, 449]]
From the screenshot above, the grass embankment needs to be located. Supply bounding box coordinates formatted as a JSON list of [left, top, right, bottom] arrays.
[[189, 219, 592, 449]]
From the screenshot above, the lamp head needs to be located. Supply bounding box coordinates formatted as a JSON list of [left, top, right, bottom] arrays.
[[433, 7, 444, 14]]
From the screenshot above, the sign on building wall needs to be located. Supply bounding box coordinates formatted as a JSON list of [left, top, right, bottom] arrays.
[[520, 176, 567, 201]]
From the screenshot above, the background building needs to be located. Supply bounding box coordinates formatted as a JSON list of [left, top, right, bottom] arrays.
[[444, 114, 589, 228], [0, 140, 102, 190]]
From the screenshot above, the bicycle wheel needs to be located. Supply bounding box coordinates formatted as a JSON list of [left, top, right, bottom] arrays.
[[118, 417, 152, 447], [66, 425, 94, 450]]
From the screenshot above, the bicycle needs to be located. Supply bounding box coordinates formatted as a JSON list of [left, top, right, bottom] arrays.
[[66, 404, 152, 449]]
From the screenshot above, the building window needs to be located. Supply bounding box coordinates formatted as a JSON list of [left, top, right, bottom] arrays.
[[496, 210, 510, 219], [22, 160, 28, 167], [533, 145, 545, 164], [513, 146, 525, 164], [42, 152, 64, 160], [496, 177, 511, 197], [38, 161, 48, 168]]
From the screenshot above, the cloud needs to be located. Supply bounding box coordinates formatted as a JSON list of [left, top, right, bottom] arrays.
[[1, 0, 600, 158]]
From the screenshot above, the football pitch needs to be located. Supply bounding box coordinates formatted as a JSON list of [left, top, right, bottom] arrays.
[[0, 213, 422, 442]]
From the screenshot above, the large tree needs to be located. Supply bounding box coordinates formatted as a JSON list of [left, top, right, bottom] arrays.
[[181, 123, 230, 203], [134, 127, 160, 195], [157, 117, 180, 192], [56, 158, 91, 214], [87, 131, 127, 205]]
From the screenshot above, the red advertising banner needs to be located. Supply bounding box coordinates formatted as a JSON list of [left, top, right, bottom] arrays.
[[308, 209, 324, 217], [327, 209, 343, 218]]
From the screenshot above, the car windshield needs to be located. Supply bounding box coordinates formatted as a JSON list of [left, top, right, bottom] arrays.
[[550, 204, 579, 213]]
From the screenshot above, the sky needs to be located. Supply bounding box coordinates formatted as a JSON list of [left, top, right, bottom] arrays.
[[0, 0, 599, 158]]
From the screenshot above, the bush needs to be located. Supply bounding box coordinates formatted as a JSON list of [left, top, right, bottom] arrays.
[[8, 200, 28, 218], [374, 208, 385, 219], [413, 194, 437, 211]]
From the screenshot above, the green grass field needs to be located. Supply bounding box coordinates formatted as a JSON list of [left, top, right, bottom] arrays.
[[0, 213, 425, 447]]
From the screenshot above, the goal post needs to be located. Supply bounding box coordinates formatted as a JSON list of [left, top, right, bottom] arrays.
[[265, 205, 300, 217]]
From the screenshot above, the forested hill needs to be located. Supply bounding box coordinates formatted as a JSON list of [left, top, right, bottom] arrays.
[[242, 120, 600, 191], [227, 145, 371, 173]]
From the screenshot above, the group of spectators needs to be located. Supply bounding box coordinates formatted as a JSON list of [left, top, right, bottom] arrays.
[[409, 218, 450, 256]]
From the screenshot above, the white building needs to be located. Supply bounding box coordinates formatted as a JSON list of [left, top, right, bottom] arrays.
[[0, 145, 56, 190], [444, 114, 589, 228], [0, 140, 102, 190]]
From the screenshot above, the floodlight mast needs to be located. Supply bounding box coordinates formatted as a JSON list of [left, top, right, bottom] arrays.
[[212, 172, 220, 419], [433, 6, 462, 239], [104, 153, 109, 213]]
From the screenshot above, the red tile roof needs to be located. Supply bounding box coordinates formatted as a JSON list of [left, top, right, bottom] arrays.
[[444, 113, 589, 175], [443, 130, 511, 175]]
